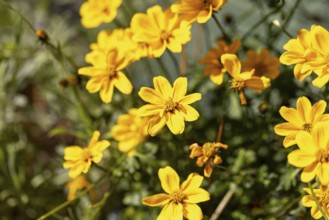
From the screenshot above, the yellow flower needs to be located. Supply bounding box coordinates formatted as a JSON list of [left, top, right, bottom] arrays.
[[142, 166, 210, 220], [171, 0, 228, 23], [189, 142, 228, 177], [138, 76, 201, 136], [302, 185, 329, 219], [130, 5, 191, 57], [78, 49, 133, 103], [80, 0, 122, 28], [287, 122, 329, 185], [274, 96, 329, 147], [241, 49, 280, 79], [111, 108, 149, 157], [221, 54, 270, 105], [66, 175, 90, 201], [63, 131, 110, 179], [200, 39, 240, 85], [279, 25, 329, 87]]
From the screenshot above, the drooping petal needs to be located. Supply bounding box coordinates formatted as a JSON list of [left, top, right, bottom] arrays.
[[142, 193, 171, 207], [183, 203, 203, 220], [204, 160, 213, 177], [158, 166, 180, 194]]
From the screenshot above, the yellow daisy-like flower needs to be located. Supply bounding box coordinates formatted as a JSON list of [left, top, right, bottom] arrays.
[[63, 131, 110, 179], [241, 49, 280, 79], [138, 76, 201, 136], [142, 166, 210, 220], [171, 0, 228, 23], [111, 108, 149, 157], [78, 49, 133, 103], [130, 5, 191, 57], [221, 54, 270, 105], [66, 175, 90, 201], [189, 142, 228, 177], [200, 39, 240, 85], [80, 0, 122, 28], [302, 185, 329, 219], [287, 122, 329, 185], [274, 96, 329, 148]]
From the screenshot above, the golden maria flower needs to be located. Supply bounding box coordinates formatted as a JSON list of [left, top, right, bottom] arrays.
[[200, 39, 240, 85], [138, 76, 201, 136], [171, 0, 228, 23], [288, 122, 329, 185], [142, 166, 210, 220], [66, 175, 90, 201], [78, 49, 133, 104], [131, 5, 191, 57], [241, 49, 280, 79], [111, 108, 149, 157], [274, 96, 329, 148], [190, 142, 228, 177], [80, 0, 122, 28], [221, 54, 270, 105], [63, 130, 110, 179], [280, 25, 329, 87], [302, 185, 329, 219]]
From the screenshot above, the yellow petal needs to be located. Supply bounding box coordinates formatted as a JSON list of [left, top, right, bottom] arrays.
[[296, 96, 312, 123], [312, 71, 329, 88], [172, 203, 183, 220], [317, 163, 329, 185], [147, 116, 167, 136], [68, 164, 84, 179], [166, 112, 185, 134], [196, 9, 212, 23], [86, 75, 104, 93], [172, 77, 187, 101], [311, 123, 329, 151], [142, 193, 170, 207], [183, 203, 203, 220], [221, 54, 241, 78], [184, 188, 210, 203], [100, 80, 114, 103], [181, 105, 200, 122], [88, 130, 100, 148], [274, 123, 300, 136], [178, 93, 202, 105], [204, 160, 213, 177], [311, 25, 329, 54], [301, 163, 318, 183], [139, 87, 164, 104], [181, 173, 203, 193], [310, 100, 327, 122], [64, 146, 83, 160], [157, 203, 173, 220], [138, 104, 162, 117], [295, 131, 318, 154], [153, 76, 173, 99], [287, 150, 316, 167], [113, 72, 133, 95], [311, 205, 322, 219], [301, 195, 316, 207], [283, 133, 298, 147], [279, 106, 302, 127], [158, 166, 180, 194]]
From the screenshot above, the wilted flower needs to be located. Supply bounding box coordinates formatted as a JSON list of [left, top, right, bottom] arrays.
[[66, 175, 90, 201]]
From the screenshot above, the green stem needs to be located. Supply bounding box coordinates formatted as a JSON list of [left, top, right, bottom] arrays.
[[212, 14, 230, 42], [155, 58, 172, 81], [167, 51, 180, 76], [241, 0, 285, 41], [308, 182, 329, 220]]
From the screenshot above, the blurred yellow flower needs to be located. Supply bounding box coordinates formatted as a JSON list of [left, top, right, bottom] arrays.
[[111, 108, 149, 157], [66, 175, 90, 201], [138, 76, 201, 136], [200, 39, 240, 85], [288, 123, 329, 185], [142, 166, 210, 220], [171, 0, 228, 23], [280, 25, 329, 87], [221, 54, 270, 105], [241, 49, 280, 79], [63, 131, 110, 179], [78, 49, 133, 103], [130, 5, 191, 57], [274, 96, 329, 147], [189, 142, 228, 177], [302, 185, 329, 219], [80, 0, 122, 28]]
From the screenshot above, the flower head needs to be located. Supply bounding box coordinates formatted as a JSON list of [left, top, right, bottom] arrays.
[[200, 39, 240, 85], [302, 185, 329, 219], [78, 49, 133, 103], [111, 108, 149, 157], [66, 175, 90, 201], [274, 96, 329, 147], [287, 122, 329, 185], [138, 76, 201, 136], [221, 54, 270, 105], [63, 131, 110, 179], [80, 0, 122, 28], [242, 49, 280, 79], [131, 5, 191, 57], [142, 166, 210, 220], [171, 0, 228, 23], [190, 142, 228, 177]]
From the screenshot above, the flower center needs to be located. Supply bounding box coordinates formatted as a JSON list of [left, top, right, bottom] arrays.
[[203, 0, 211, 9], [318, 151, 329, 163], [170, 190, 185, 204], [303, 123, 312, 133], [102, 7, 110, 15], [82, 149, 93, 162], [160, 31, 170, 42], [203, 143, 216, 157], [319, 187, 329, 208], [231, 78, 245, 91], [165, 99, 178, 112]]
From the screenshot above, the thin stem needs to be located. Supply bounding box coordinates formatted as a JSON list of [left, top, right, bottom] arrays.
[[180, 46, 187, 76], [156, 58, 172, 81], [241, 0, 285, 41], [212, 14, 230, 42], [210, 187, 235, 220], [167, 51, 180, 76], [216, 116, 224, 143], [308, 182, 329, 220]]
